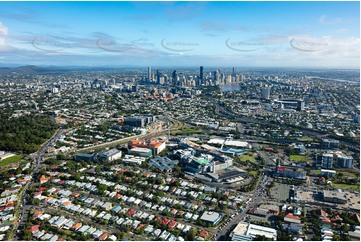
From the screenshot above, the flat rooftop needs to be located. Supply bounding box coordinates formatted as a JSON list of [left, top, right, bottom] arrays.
[[200, 211, 221, 223], [195, 158, 210, 165], [232, 222, 277, 240]]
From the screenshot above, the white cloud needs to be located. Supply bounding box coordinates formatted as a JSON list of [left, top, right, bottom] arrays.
[[319, 15, 347, 25], [0, 21, 9, 48]]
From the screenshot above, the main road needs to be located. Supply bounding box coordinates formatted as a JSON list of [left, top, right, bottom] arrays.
[[12, 128, 67, 240], [13, 117, 184, 239], [214, 174, 271, 240]]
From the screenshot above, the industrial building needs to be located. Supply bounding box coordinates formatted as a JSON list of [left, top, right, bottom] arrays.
[[128, 147, 152, 157], [323, 190, 347, 204], [122, 155, 145, 165], [230, 222, 277, 241], [97, 149, 122, 162], [148, 156, 178, 172], [124, 115, 156, 127], [74, 149, 122, 162], [128, 138, 166, 155]]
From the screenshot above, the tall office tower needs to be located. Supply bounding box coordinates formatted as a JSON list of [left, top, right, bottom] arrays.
[[159, 76, 165, 85], [214, 70, 220, 83], [147, 67, 152, 82], [220, 73, 225, 84], [262, 85, 271, 99], [196, 77, 202, 86], [232, 67, 235, 77], [156, 69, 160, 84], [172, 70, 178, 85], [163, 75, 169, 84], [240, 74, 244, 82], [200, 66, 204, 82], [226, 75, 232, 84]]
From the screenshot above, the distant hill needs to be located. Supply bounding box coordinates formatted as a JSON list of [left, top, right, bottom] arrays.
[[0, 65, 70, 74], [0, 67, 11, 72]]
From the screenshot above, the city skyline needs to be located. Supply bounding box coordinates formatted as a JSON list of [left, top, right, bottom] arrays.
[[0, 1, 359, 68]]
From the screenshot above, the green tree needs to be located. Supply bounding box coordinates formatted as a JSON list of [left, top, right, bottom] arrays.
[[185, 228, 197, 241]]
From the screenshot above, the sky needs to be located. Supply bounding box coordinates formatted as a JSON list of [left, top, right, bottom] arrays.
[[0, 1, 359, 68]]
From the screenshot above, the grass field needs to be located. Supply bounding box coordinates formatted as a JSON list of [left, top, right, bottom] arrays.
[[313, 170, 321, 175], [298, 137, 314, 142], [171, 127, 202, 135], [239, 154, 257, 163], [338, 171, 358, 178], [290, 155, 308, 162], [0, 155, 24, 167], [248, 170, 258, 176], [333, 183, 360, 191]]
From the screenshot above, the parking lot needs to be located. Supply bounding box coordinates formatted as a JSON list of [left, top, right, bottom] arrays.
[[269, 183, 290, 201]]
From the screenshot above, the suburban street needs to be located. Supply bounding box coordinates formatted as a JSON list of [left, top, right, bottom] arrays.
[[214, 174, 271, 241], [12, 128, 67, 240]]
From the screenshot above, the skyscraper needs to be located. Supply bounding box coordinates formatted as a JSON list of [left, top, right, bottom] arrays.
[[214, 70, 220, 83], [262, 86, 271, 99], [156, 69, 160, 84], [200, 66, 204, 82], [172, 70, 178, 86], [147, 67, 152, 82]]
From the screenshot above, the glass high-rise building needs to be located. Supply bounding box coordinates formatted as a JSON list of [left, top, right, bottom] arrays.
[[148, 67, 152, 82]]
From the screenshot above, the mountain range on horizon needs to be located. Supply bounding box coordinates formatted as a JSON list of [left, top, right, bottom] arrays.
[[0, 65, 359, 75]]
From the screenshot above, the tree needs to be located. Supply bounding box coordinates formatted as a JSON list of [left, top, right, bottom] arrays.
[[340, 224, 350, 234], [56, 153, 68, 160], [97, 184, 107, 195], [185, 228, 197, 241], [22, 229, 32, 240], [333, 234, 341, 241]]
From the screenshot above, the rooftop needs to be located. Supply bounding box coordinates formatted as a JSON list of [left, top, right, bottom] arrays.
[[200, 211, 222, 223], [231, 222, 277, 241]]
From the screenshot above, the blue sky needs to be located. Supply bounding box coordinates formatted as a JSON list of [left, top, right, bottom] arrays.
[[0, 1, 359, 68]]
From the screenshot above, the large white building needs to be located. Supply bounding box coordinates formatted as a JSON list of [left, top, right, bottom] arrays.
[[97, 149, 122, 162], [320, 169, 336, 178], [230, 222, 277, 241]]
